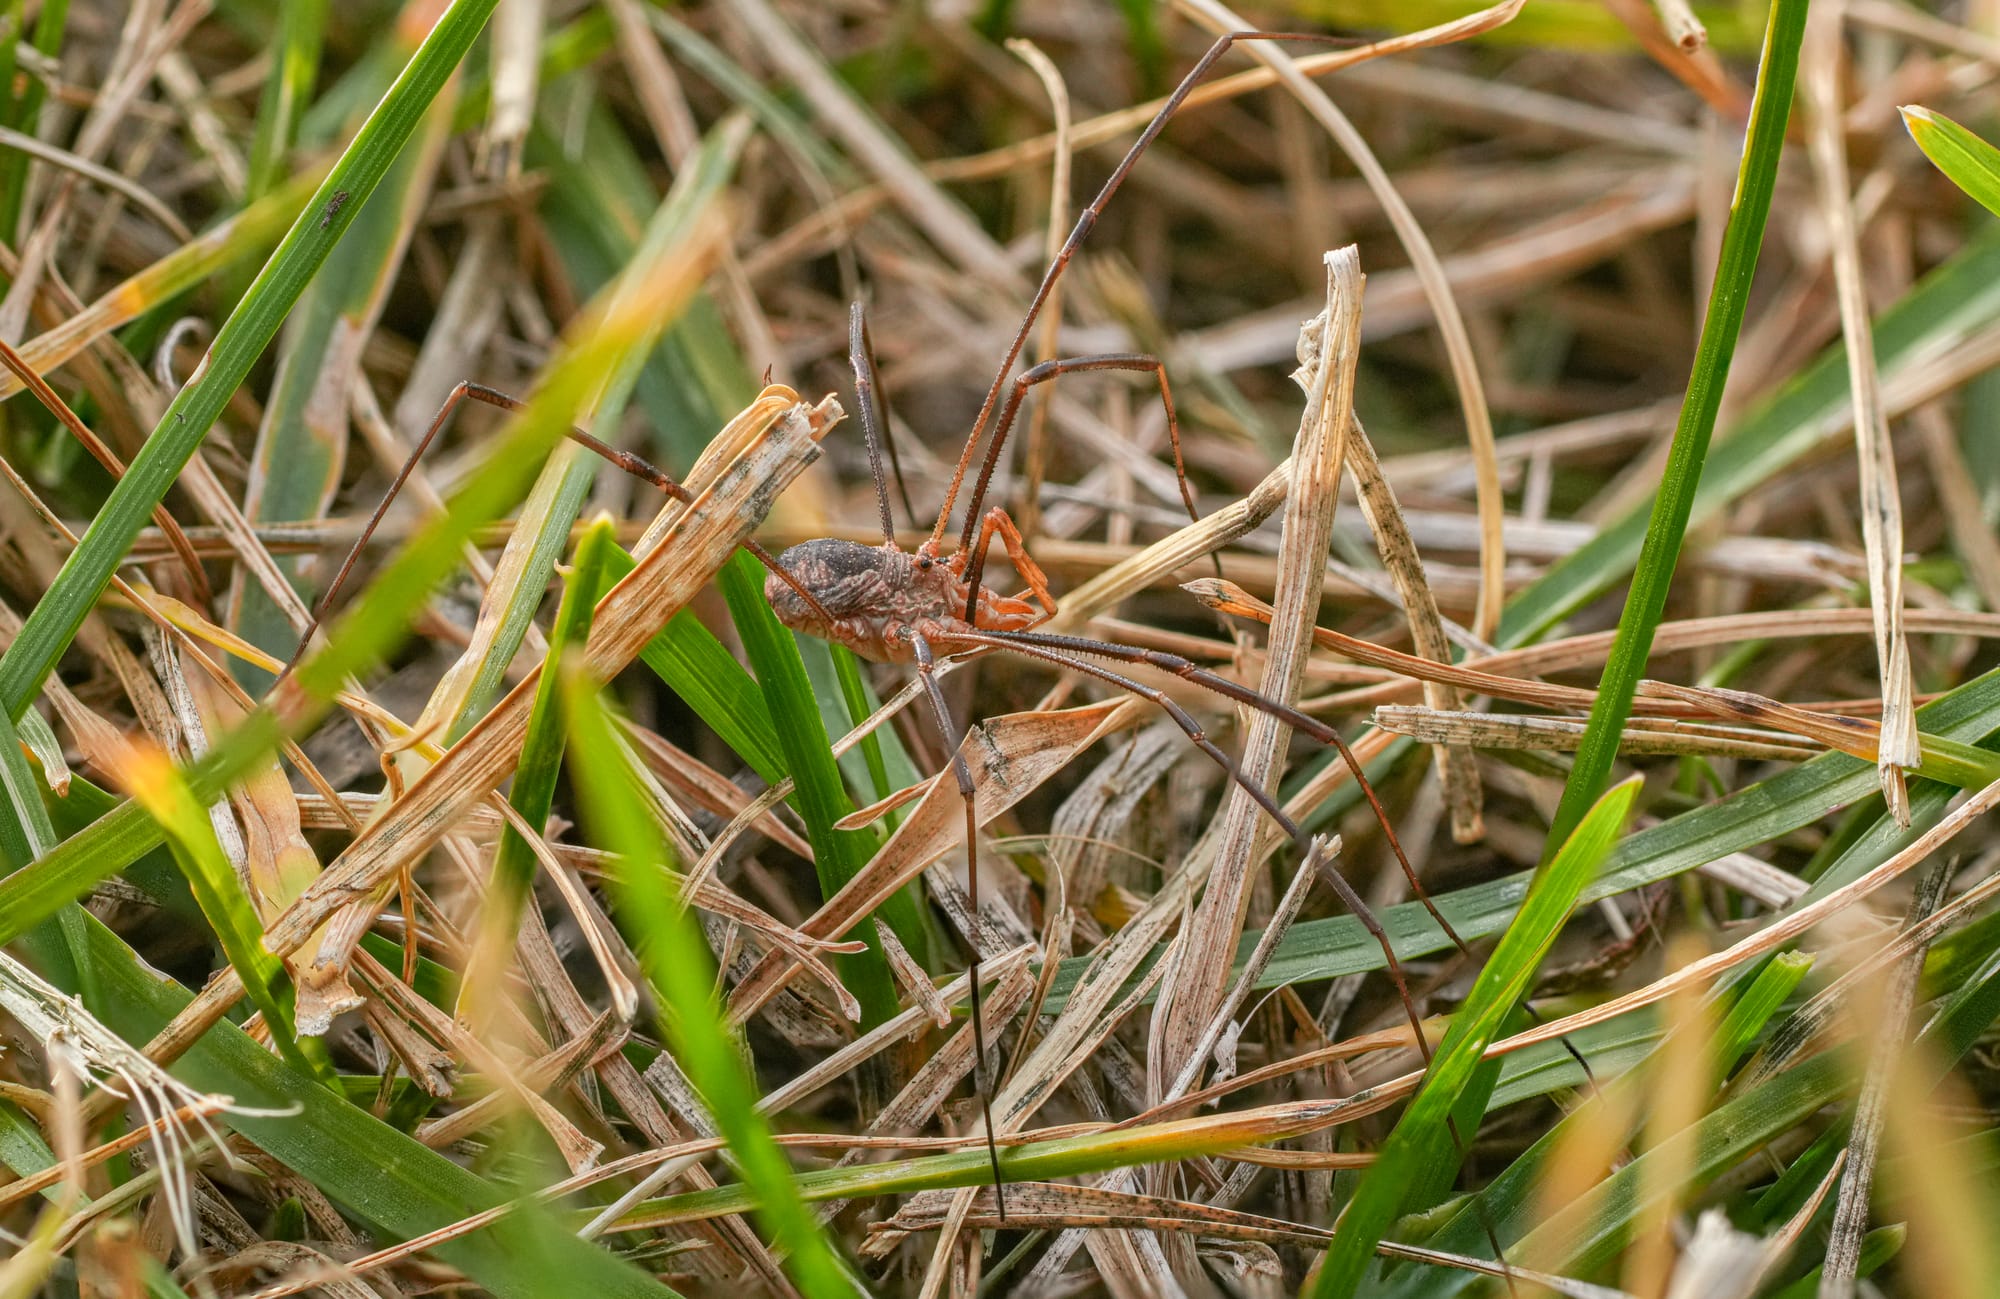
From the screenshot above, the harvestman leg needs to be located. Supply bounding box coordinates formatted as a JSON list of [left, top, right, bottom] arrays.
[[908, 630, 1011, 1217], [953, 351, 1200, 597], [934, 625, 1533, 1285], [924, 626, 1441, 1055], [931, 31, 1367, 551], [971, 628, 1475, 960], [849, 301, 919, 540], [272, 380, 838, 683]]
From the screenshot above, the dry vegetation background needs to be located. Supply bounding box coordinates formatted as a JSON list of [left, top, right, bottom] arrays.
[[4, 0, 2000, 1296]]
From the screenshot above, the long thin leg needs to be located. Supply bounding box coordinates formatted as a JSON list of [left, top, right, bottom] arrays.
[[273, 381, 841, 683], [909, 631, 1009, 1219], [958, 626, 1473, 961], [921, 625, 1435, 1059], [849, 301, 918, 539], [929, 31, 1362, 552], [955, 352, 1198, 565], [960, 506, 1059, 625], [932, 624, 1524, 1286]]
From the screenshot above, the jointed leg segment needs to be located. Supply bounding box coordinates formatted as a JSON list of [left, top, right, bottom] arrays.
[[959, 626, 1473, 959], [931, 30, 1367, 553], [910, 630, 1010, 1218], [956, 351, 1197, 565], [849, 302, 918, 543], [922, 624, 1439, 1059], [959, 506, 1060, 625], [276, 380, 839, 682]]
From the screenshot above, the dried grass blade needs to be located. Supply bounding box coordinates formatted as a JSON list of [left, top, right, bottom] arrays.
[[260, 391, 835, 961], [1345, 421, 1484, 841], [1376, 706, 1822, 763], [1818, 854, 1953, 1295], [724, 698, 1139, 1022], [1308, 777, 1640, 1299], [1803, 0, 1920, 821], [561, 668, 851, 1299], [1159, 247, 1360, 1089]]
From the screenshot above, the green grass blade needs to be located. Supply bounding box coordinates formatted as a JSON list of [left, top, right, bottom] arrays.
[[621, 552, 930, 978], [0, 0, 501, 724], [560, 667, 856, 1299], [1539, 0, 1807, 856], [719, 553, 907, 1024], [458, 516, 617, 1031], [110, 742, 313, 1076], [1383, 802, 2000, 1294], [1290, 1, 1762, 52], [0, 704, 54, 871], [0, 155, 731, 948], [1306, 777, 1639, 1299], [1497, 236, 2000, 652], [0, 163, 328, 398], [634, 587, 787, 778], [1905, 106, 2000, 219], [831, 643, 901, 812], [437, 117, 751, 735], [1513, 946, 2000, 1279], [246, 0, 328, 202], [1372, 950, 1815, 1299], [232, 57, 455, 690], [0, 0, 66, 248]]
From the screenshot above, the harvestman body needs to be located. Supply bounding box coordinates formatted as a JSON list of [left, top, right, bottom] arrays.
[[764, 533, 1048, 663]]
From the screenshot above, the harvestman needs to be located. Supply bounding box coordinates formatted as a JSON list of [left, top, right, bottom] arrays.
[[762, 31, 1484, 1208], [288, 31, 1476, 1222]]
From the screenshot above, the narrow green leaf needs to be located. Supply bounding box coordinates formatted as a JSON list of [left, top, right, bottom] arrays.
[[1306, 777, 1639, 1299], [1905, 106, 2000, 219], [719, 553, 905, 1024], [112, 742, 314, 1077], [12, 908, 681, 1299], [498, 515, 618, 918], [0, 0, 66, 246], [1708, 950, 1815, 1080], [0, 143, 733, 946], [633, 585, 787, 780], [246, 0, 329, 202], [1540, 0, 1807, 856], [445, 118, 753, 735], [1383, 865, 2000, 1297], [0, 703, 54, 871], [1373, 950, 1813, 1299], [459, 516, 617, 1029], [831, 644, 900, 815], [1045, 661, 2000, 1013], [232, 61, 456, 690], [0, 0, 501, 723], [561, 668, 855, 1299]]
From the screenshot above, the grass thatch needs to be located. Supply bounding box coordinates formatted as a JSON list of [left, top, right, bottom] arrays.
[[3, 1, 2000, 1296]]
